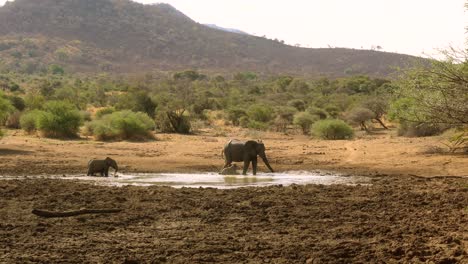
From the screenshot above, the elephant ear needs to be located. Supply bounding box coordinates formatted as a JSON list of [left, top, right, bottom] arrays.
[[245, 140, 259, 154], [245, 140, 257, 148]]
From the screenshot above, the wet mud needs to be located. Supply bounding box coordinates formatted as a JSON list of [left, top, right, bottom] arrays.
[[0, 176, 467, 263]]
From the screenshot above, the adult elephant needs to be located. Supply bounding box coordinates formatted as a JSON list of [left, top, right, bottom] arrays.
[[87, 157, 118, 177], [222, 140, 274, 175]]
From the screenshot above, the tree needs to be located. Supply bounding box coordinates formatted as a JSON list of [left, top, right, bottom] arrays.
[[345, 107, 375, 132], [362, 97, 389, 129], [391, 51, 468, 126], [293, 112, 316, 134]]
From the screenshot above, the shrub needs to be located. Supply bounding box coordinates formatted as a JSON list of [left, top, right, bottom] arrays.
[[155, 110, 191, 134], [80, 111, 92, 122], [5, 111, 21, 129], [20, 110, 45, 133], [248, 120, 269, 131], [8, 96, 25, 111], [287, 99, 307, 111], [227, 107, 247, 126], [87, 110, 155, 141], [24, 93, 45, 110], [0, 94, 13, 122], [324, 105, 340, 118], [293, 112, 317, 134], [247, 104, 273, 123], [397, 121, 446, 137], [95, 107, 116, 118], [307, 107, 328, 120], [312, 119, 354, 140], [115, 91, 156, 117], [273, 116, 290, 133], [48, 64, 64, 75], [275, 106, 297, 123], [239, 116, 250, 128], [36, 101, 83, 138]]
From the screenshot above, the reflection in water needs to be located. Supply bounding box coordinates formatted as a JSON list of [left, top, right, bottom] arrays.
[[1, 171, 370, 189], [223, 176, 273, 185]]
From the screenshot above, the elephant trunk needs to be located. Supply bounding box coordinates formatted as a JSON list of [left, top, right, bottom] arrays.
[[113, 164, 118, 177], [260, 153, 274, 173]]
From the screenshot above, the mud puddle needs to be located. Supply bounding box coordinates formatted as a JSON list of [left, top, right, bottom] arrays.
[[1, 171, 370, 188]]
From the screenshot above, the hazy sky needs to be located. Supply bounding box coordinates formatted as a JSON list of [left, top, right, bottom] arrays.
[[1, 0, 466, 57]]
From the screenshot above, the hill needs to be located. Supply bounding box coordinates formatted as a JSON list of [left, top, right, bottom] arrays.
[[204, 24, 249, 35], [0, 0, 422, 76]]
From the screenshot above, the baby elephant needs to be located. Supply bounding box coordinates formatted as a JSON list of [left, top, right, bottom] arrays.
[[87, 157, 118, 177], [219, 164, 240, 175]]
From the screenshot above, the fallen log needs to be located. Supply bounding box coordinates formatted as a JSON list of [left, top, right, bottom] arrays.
[[32, 208, 123, 218]]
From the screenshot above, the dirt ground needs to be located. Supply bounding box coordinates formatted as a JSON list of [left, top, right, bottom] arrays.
[[0, 128, 466, 177], [0, 128, 467, 263]]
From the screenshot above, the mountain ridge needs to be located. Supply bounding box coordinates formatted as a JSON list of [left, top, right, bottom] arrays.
[[0, 0, 423, 76]]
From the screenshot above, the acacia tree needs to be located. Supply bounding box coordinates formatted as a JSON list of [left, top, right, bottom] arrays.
[[345, 107, 374, 132], [391, 50, 468, 126], [362, 97, 389, 129]]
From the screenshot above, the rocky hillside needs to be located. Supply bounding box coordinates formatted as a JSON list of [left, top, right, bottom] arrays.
[[0, 0, 421, 76]]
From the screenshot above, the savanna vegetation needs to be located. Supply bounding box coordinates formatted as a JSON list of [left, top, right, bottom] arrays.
[[0, 54, 466, 151], [0, 70, 401, 140]]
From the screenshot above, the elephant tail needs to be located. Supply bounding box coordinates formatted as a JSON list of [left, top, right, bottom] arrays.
[[221, 139, 234, 159]]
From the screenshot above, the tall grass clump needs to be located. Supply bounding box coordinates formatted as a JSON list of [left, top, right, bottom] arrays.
[[312, 119, 354, 140], [87, 110, 155, 141]]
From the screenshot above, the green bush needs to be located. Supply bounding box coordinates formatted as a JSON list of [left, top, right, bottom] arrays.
[[312, 119, 354, 140], [95, 107, 116, 118], [248, 120, 269, 131], [8, 96, 25, 111], [36, 101, 83, 138], [275, 106, 297, 123], [87, 110, 155, 141], [324, 105, 340, 118], [287, 99, 307, 111], [307, 107, 328, 120], [247, 104, 273, 123], [0, 94, 13, 123], [80, 111, 92, 122], [239, 116, 250, 128], [20, 110, 45, 133], [293, 112, 317, 134], [227, 107, 247, 126]]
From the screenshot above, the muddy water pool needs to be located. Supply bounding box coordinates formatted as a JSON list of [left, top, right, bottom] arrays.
[[2, 171, 370, 189]]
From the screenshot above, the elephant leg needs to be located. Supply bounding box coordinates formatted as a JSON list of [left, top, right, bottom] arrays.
[[223, 161, 231, 169], [243, 160, 250, 175], [252, 158, 258, 175], [104, 167, 109, 177]]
